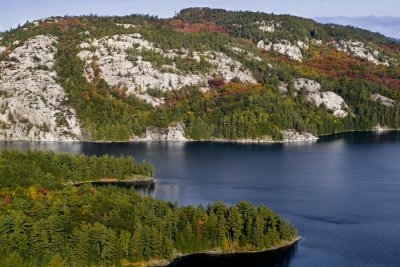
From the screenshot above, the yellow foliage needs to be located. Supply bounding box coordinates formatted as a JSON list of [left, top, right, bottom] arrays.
[[27, 185, 38, 199]]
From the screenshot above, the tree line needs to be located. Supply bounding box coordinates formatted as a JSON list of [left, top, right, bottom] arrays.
[[0, 151, 297, 266], [0, 150, 154, 189]]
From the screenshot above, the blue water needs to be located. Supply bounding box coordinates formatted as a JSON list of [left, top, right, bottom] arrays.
[[1, 132, 400, 267]]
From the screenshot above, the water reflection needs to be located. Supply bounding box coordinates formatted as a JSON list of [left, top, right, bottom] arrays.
[[169, 243, 298, 267], [1, 132, 400, 266], [89, 180, 155, 195]]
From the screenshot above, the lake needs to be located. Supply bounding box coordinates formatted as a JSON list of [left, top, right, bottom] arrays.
[[1, 131, 399, 267]]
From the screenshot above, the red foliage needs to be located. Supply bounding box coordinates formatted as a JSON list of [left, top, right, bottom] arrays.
[[208, 77, 225, 89], [217, 83, 263, 97], [40, 17, 83, 31], [166, 19, 225, 33], [0, 192, 12, 206], [379, 44, 400, 54], [2, 196, 12, 206], [112, 85, 129, 99], [82, 91, 90, 103], [302, 45, 400, 90], [39, 187, 48, 197], [90, 188, 97, 195]]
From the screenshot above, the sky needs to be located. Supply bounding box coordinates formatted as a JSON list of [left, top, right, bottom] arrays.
[[0, 0, 399, 38]]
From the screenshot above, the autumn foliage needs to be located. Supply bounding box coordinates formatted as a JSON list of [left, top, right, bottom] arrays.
[[166, 19, 225, 33], [208, 77, 226, 89], [302, 46, 400, 90]]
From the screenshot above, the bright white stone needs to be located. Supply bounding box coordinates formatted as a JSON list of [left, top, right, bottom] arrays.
[[335, 40, 390, 66], [255, 21, 281, 33], [311, 40, 323, 46], [141, 123, 188, 141], [293, 78, 321, 93], [0, 35, 82, 141], [281, 130, 318, 142], [230, 46, 263, 62], [78, 34, 256, 106], [291, 78, 349, 118], [371, 93, 395, 107], [278, 81, 288, 94], [308, 91, 349, 118], [257, 39, 306, 62], [116, 23, 136, 29]]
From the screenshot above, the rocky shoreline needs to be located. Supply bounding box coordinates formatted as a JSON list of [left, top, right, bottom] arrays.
[[130, 123, 319, 143], [2, 127, 399, 143], [142, 237, 302, 267]]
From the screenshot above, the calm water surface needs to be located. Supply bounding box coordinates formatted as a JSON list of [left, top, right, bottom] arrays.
[[1, 132, 400, 267]]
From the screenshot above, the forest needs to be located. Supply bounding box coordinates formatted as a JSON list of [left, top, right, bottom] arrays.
[[0, 150, 154, 189], [0, 8, 399, 141], [0, 151, 297, 266]]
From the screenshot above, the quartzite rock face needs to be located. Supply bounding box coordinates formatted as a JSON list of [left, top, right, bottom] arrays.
[[0, 35, 82, 141]]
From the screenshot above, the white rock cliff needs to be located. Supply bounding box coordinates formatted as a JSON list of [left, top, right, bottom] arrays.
[[0, 35, 82, 141], [78, 34, 256, 106]]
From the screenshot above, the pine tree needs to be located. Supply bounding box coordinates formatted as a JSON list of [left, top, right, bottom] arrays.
[[228, 206, 243, 243]]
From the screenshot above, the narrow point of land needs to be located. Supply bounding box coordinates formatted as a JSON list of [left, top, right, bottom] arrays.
[[66, 174, 154, 186], [135, 237, 301, 267]]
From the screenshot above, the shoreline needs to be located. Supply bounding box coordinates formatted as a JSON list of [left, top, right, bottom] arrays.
[[201, 236, 301, 256], [66, 176, 154, 187], [131, 128, 399, 144], [0, 129, 399, 144], [141, 237, 301, 267]]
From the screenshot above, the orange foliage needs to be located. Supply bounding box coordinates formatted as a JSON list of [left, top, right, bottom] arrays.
[[82, 91, 90, 103], [166, 19, 225, 33], [27, 186, 38, 199], [0, 191, 12, 206], [379, 44, 400, 54], [40, 17, 83, 31], [216, 83, 263, 97], [38, 187, 48, 197], [112, 85, 129, 99], [303, 45, 400, 90], [239, 38, 254, 47]]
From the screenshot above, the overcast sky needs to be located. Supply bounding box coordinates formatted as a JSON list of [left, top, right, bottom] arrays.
[[1, 0, 399, 38]]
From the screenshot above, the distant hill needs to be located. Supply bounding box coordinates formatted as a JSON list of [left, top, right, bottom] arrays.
[[0, 8, 399, 142]]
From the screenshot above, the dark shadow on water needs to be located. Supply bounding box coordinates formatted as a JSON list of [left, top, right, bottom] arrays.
[[319, 131, 400, 144], [89, 181, 155, 195], [168, 243, 298, 267]]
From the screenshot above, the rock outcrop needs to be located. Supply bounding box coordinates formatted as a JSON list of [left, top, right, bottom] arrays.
[[78, 34, 256, 106], [334, 40, 390, 66], [371, 93, 395, 107], [257, 39, 308, 62], [255, 21, 281, 33], [373, 124, 393, 132], [281, 130, 318, 143], [285, 78, 349, 118], [140, 123, 188, 141], [116, 23, 136, 29], [0, 35, 81, 141], [293, 78, 321, 93], [230, 46, 263, 62]]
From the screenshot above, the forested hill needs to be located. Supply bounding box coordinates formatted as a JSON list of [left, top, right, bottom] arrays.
[[0, 7, 399, 142]]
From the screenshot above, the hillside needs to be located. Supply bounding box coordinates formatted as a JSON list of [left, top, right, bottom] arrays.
[[0, 8, 399, 142]]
